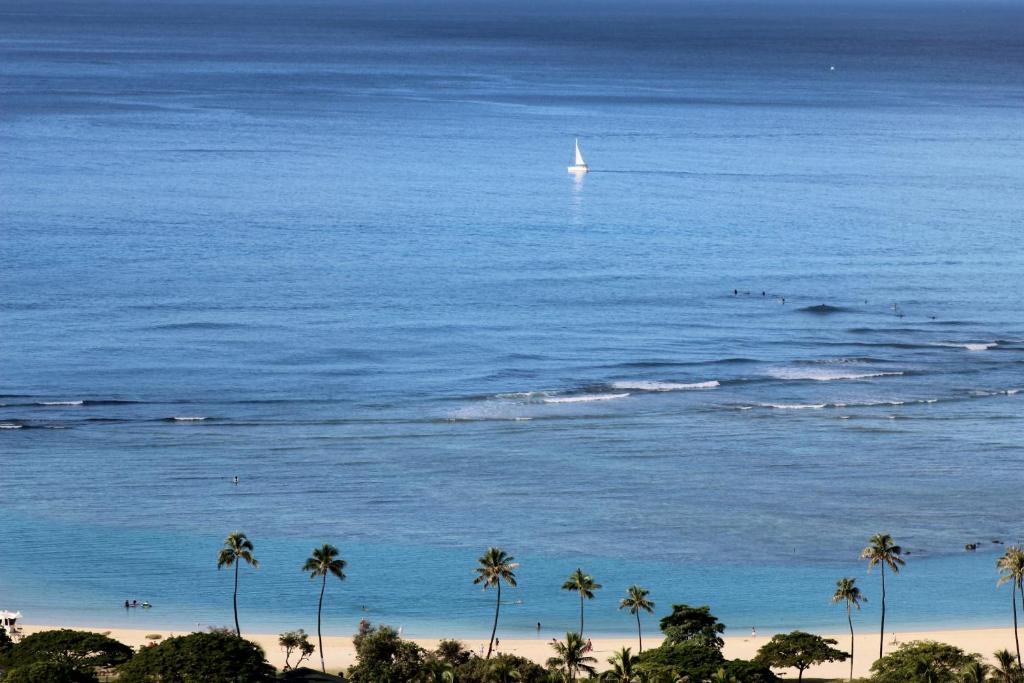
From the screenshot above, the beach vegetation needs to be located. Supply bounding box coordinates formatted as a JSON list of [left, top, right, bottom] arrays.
[[562, 569, 602, 638], [0, 629, 132, 681], [216, 530, 259, 638], [831, 577, 865, 681], [347, 621, 425, 682], [1, 659, 96, 683], [997, 546, 1024, 669], [658, 604, 726, 649], [455, 652, 547, 682], [414, 658, 455, 683], [279, 629, 315, 670], [547, 631, 598, 682], [619, 586, 655, 652], [117, 631, 275, 683], [867, 640, 980, 683], [991, 649, 1024, 683], [860, 533, 904, 659], [598, 646, 637, 682], [634, 638, 725, 680], [434, 639, 473, 667], [754, 631, 847, 682], [959, 660, 989, 683], [474, 547, 519, 659], [303, 543, 347, 671]]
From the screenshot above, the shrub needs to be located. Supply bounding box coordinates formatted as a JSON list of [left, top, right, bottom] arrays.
[[347, 623, 425, 682], [117, 631, 275, 683], [1, 660, 97, 683], [868, 640, 981, 683], [456, 653, 549, 683]]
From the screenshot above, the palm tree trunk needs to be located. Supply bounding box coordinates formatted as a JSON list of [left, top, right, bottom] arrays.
[[579, 594, 584, 637], [1012, 580, 1021, 669], [878, 565, 886, 660], [318, 573, 327, 672], [487, 581, 501, 659], [636, 612, 643, 653], [847, 603, 854, 682], [233, 561, 241, 637]]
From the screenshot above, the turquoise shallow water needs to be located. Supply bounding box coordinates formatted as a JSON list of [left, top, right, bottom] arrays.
[[1, 0, 1023, 637]]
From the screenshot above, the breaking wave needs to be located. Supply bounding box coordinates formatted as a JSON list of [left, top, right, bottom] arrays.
[[610, 380, 719, 391], [766, 368, 904, 382], [541, 393, 630, 404]]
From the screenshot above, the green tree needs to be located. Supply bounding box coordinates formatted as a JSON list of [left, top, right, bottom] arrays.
[[434, 639, 472, 667], [991, 649, 1024, 683], [1, 660, 96, 683], [599, 646, 638, 682], [2, 629, 132, 680], [278, 629, 315, 671], [831, 577, 866, 681], [348, 622, 425, 682], [634, 639, 725, 681], [303, 543, 347, 671], [619, 586, 655, 653], [456, 653, 548, 683], [754, 631, 848, 682], [997, 546, 1024, 669], [216, 530, 259, 637], [117, 631, 275, 683], [959, 660, 989, 683], [474, 547, 519, 659], [658, 604, 726, 649], [868, 641, 981, 683], [861, 533, 905, 659], [415, 659, 455, 683], [561, 569, 602, 638], [547, 632, 597, 682]]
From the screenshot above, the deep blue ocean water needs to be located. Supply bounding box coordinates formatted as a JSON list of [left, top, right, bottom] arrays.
[[2, 0, 1023, 639]]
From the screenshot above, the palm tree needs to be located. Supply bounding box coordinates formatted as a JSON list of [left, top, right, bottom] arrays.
[[562, 568, 602, 637], [216, 531, 258, 637], [489, 657, 522, 683], [831, 577, 866, 681], [600, 647, 638, 682], [619, 586, 655, 653], [861, 533, 904, 659], [474, 547, 519, 659], [992, 649, 1022, 683], [960, 661, 989, 683], [303, 543, 347, 672], [997, 546, 1024, 669], [547, 632, 597, 682]]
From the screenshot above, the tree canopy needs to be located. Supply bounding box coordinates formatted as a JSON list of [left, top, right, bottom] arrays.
[[347, 622, 426, 682], [868, 640, 982, 683], [658, 604, 726, 649], [117, 631, 275, 683], [754, 631, 848, 681], [2, 629, 132, 680]]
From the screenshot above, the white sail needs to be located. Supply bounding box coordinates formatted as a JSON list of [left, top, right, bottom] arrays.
[[574, 138, 585, 166]]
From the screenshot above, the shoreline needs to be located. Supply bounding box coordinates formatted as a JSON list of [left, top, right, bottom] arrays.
[[20, 622, 1020, 679]]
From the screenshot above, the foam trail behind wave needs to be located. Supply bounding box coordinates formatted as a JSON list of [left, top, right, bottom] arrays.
[[610, 380, 719, 391], [542, 393, 630, 404], [767, 368, 904, 382]]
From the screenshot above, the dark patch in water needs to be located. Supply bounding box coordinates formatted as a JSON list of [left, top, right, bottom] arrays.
[[798, 304, 851, 314]]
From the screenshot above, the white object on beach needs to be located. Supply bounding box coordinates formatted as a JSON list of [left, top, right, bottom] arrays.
[[1, 610, 22, 638], [567, 138, 588, 173]]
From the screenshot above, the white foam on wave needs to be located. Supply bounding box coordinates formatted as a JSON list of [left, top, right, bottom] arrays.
[[933, 342, 997, 351], [170, 416, 207, 421], [38, 400, 84, 406], [1007, 389, 1020, 396], [542, 393, 630, 404], [495, 391, 552, 400], [611, 380, 719, 391], [0, 423, 23, 429], [767, 367, 904, 382], [761, 403, 827, 410]]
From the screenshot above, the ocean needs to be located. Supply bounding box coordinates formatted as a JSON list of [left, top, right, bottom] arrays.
[[1, 0, 1023, 638]]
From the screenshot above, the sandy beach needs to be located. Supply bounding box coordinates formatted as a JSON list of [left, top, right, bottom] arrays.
[[20, 623, 1018, 679]]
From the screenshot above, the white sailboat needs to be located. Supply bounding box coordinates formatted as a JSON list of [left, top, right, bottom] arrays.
[[567, 138, 588, 173]]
